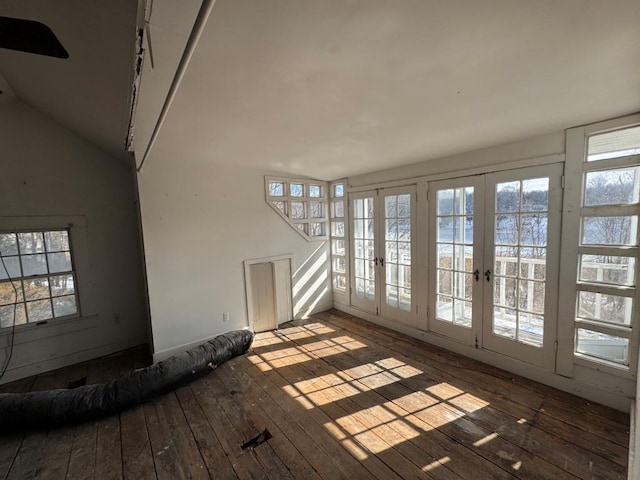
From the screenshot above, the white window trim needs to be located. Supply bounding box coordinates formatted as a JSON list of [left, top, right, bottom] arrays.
[[330, 179, 349, 299], [558, 114, 640, 379], [0, 215, 96, 335], [265, 176, 329, 241]]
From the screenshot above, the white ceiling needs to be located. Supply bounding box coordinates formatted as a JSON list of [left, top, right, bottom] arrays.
[[1, 1, 639, 180], [0, 0, 141, 163]]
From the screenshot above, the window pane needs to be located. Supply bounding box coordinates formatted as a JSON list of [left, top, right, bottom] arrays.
[[576, 329, 629, 364], [495, 215, 518, 245], [437, 190, 454, 215], [290, 183, 304, 197], [0, 281, 23, 305], [584, 167, 640, 206], [332, 239, 345, 255], [587, 125, 640, 162], [22, 254, 48, 276], [44, 231, 70, 252], [23, 278, 50, 301], [47, 252, 72, 273], [309, 185, 321, 198], [398, 194, 410, 217], [496, 181, 520, 213], [581, 216, 637, 246], [0, 303, 27, 328], [334, 184, 344, 198], [332, 201, 344, 218], [310, 223, 324, 236], [519, 313, 543, 347], [522, 178, 548, 212], [437, 295, 453, 322], [26, 299, 53, 322], [268, 182, 284, 196], [310, 202, 323, 218], [577, 291, 633, 326], [0, 233, 18, 256], [493, 307, 517, 339], [332, 221, 345, 237], [0, 256, 21, 279], [520, 214, 547, 246], [579, 255, 635, 286], [50, 274, 75, 296], [291, 202, 306, 219], [296, 224, 308, 235], [53, 295, 77, 317], [18, 232, 45, 254]]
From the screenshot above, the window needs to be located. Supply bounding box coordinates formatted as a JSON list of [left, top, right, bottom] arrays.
[[571, 124, 640, 368], [0, 230, 79, 328], [330, 182, 347, 293], [265, 177, 329, 240]]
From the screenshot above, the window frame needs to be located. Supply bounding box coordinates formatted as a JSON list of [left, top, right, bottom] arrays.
[[330, 180, 348, 296], [559, 114, 640, 379], [265, 177, 329, 241], [0, 215, 94, 334]]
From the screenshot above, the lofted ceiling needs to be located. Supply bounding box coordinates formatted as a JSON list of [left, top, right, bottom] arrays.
[[1, 1, 639, 180], [0, 0, 141, 163]]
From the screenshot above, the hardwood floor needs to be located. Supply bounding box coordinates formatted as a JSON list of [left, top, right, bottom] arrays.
[[0, 309, 630, 479]]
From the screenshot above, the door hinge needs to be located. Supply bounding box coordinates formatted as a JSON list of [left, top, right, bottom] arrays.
[[427, 306, 430, 319], [426, 190, 431, 201], [376, 307, 379, 316], [561, 175, 565, 189], [475, 335, 479, 349], [415, 305, 418, 315]]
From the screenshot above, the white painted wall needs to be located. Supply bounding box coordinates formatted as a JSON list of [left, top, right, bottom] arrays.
[[137, 158, 332, 360], [0, 97, 149, 383]]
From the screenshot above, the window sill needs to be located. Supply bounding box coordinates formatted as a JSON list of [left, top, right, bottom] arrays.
[[0, 313, 99, 346]]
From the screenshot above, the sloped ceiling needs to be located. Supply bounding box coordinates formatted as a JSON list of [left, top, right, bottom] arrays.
[[136, 0, 640, 180], [1, 1, 639, 178], [0, 0, 141, 163]]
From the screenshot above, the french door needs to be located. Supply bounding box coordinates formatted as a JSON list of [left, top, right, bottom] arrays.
[[429, 164, 563, 368], [350, 187, 416, 324]]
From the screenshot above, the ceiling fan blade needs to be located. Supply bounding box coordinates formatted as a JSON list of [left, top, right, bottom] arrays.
[[0, 16, 68, 58]]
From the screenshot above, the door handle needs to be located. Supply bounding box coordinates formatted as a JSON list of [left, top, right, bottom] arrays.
[[380, 257, 384, 267], [473, 269, 480, 281], [374, 257, 378, 266], [484, 270, 491, 282]]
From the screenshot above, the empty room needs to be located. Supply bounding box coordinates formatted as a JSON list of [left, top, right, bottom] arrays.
[[0, 1, 639, 479]]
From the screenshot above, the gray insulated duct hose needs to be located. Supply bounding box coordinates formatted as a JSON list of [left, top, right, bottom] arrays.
[[0, 329, 253, 431]]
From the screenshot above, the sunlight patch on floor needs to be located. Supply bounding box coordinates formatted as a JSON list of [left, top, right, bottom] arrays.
[[422, 456, 451, 472]]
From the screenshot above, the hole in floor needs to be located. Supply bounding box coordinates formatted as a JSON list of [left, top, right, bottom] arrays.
[[241, 429, 272, 450]]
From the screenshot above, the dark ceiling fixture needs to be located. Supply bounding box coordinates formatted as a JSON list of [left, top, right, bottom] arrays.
[[0, 16, 68, 58]]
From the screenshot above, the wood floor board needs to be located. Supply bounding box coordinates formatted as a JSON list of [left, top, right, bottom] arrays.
[[319, 311, 630, 445], [309, 312, 627, 477], [0, 312, 630, 480], [190, 378, 269, 480], [215, 363, 323, 480], [143, 391, 209, 480], [173, 386, 238, 480]]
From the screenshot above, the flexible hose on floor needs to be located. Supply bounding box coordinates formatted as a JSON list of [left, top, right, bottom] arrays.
[[0, 329, 253, 431]]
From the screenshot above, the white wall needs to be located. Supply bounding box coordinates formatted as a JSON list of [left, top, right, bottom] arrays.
[[0, 98, 148, 383], [138, 158, 332, 360]]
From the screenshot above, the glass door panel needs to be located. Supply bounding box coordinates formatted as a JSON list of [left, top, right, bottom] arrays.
[[429, 177, 484, 345], [483, 164, 562, 368], [381, 188, 415, 322], [350, 193, 377, 313]]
